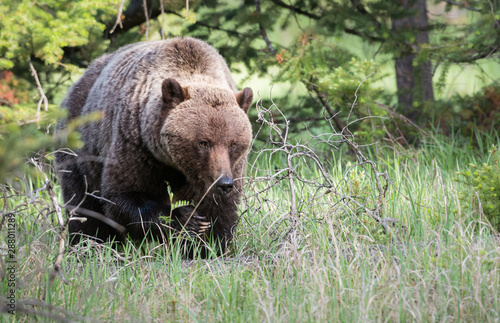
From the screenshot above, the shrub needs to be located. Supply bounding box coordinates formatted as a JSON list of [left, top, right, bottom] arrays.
[[431, 84, 500, 135], [457, 144, 500, 230]]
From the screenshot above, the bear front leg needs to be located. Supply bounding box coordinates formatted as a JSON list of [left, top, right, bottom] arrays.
[[103, 192, 210, 242]]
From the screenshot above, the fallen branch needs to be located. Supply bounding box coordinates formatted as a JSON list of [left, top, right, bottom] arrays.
[[246, 74, 398, 248], [28, 157, 68, 301], [341, 73, 394, 238]]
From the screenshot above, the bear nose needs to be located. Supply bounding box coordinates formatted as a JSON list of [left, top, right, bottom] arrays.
[[216, 176, 233, 195]]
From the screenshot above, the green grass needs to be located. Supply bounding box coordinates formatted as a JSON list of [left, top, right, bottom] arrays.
[[1, 129, 500, 322]]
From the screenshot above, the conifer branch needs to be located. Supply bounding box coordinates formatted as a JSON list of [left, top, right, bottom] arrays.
[[269, 0, 320, 19], [255, 0, 276, 54], [442, 0, 482, 12]]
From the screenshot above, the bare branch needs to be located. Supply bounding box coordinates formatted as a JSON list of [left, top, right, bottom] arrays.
[[246, 78, 400, 248], [28, 158, 68, 302], [28, 58, 48, 124], [109, 0, 126, 34], [339, 73, 395, 238], [159, 0, 165, 39], [66, 204, 127, 234], [488, 0, 500, 28], [308, 84, 345, 132], [143, 0, 150, 40]]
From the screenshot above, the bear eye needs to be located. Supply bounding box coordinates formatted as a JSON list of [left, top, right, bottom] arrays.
[[228, 142, 237, 151], [199, 141, 210, 149]]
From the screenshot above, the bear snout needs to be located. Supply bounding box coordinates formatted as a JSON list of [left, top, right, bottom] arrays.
[[216, 175, 234, 195]]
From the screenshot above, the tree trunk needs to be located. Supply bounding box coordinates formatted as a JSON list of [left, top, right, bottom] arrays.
[[392, 0, 434, 122]]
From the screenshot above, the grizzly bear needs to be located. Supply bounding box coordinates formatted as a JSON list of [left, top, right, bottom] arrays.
[[55, 37, 253, 255]]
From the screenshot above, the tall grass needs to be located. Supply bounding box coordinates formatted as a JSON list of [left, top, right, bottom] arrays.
[[1, 129, 500, 322]]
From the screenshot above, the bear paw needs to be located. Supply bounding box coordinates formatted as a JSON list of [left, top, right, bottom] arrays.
[[172, 206, 211, 237]]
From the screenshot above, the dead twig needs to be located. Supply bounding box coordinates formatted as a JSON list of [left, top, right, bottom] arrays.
[[488, 0, 500, 28], [143, 0, 150, 40], [340, 73, 394, 238], [66, 205, 127, 234], [28, 157, 68, 301], [109, 0, 126, 34], [28, 58, 48, 125], [246, 74, 398, 248], [159, 0, 165, 39]]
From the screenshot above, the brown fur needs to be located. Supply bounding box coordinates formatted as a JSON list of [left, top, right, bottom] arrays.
[[55, 37, 253, 256]]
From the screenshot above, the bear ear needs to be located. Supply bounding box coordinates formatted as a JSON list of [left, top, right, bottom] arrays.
[[235, 87, 253, 114], [162, 78, 186, 108]]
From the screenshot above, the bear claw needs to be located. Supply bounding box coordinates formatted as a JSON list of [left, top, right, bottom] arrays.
[[172, 206, 211, 236]]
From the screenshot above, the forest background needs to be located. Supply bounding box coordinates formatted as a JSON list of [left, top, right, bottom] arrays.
[[1, 0, 500, 321]]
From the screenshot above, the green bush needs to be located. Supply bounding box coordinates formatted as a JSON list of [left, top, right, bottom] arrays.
[[431, 84, 500, 135], [457, 145, 500, 230]]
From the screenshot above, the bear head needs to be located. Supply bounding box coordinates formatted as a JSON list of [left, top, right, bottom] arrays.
[[157, 78, 253, 196]]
